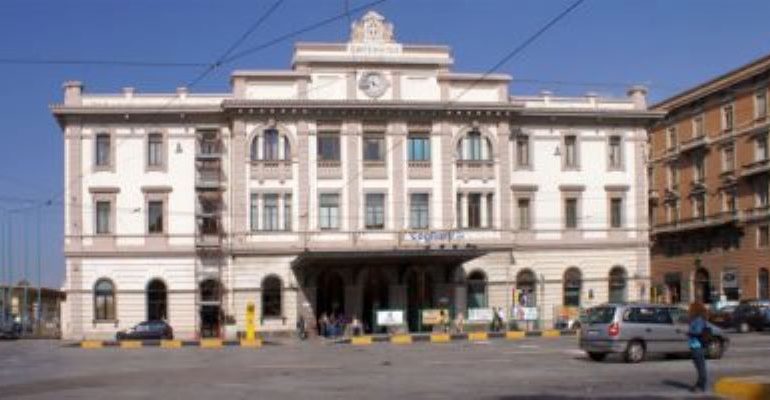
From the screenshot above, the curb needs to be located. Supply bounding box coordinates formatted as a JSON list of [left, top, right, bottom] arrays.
[[714, 376, 770, 400], [74, 338, 266, 349], [337, 330, 577, 346]]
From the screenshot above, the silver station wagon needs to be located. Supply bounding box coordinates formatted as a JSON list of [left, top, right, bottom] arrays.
[[579, 303, 729, 363]]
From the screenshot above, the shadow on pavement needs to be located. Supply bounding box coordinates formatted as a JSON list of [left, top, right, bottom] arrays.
[[662, 379, 692, 390]]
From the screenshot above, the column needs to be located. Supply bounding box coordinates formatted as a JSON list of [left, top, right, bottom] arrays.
[[390, 123, 407, 230], [440, 123, 454, 229], [497, 122, 512, 233], [231, 120, 248, 241], [297, 121, 310, 232]]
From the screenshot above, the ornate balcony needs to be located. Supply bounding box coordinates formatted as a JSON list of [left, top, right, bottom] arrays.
[[741, 158, 770, 178], [743, 205, 770, 223], [250, 160, 292, 182], [196, 167, 225, 190], [362, 161, 387, 179], [455, 160, 495, 182], [317, 160, 342, 179]]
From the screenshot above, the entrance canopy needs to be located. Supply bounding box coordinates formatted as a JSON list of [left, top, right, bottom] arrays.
[[290, 248, 489, 269]]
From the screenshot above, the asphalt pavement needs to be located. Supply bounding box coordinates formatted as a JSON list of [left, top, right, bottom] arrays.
[[1, 332, 769, 399]]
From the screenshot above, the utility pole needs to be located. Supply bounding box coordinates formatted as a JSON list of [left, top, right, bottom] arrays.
[[1, 213, 5, 324], [36, 207, 42, 334], [23, 212, 29, 335]]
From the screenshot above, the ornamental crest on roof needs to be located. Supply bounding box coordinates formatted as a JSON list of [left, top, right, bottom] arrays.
[[350, 11, 395, 44]]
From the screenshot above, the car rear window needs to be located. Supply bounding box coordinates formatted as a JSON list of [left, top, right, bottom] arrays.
[[586, 307, 615, 324], [622, 307, 672, 324]]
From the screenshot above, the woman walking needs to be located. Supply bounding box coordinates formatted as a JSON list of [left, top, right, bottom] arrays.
[[687, 302, 709, 393]]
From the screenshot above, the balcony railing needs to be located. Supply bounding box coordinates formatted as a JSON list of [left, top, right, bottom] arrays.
[[408, 161, 432, 179], [652, 210, 739, 234], [743, 205, 770, 222], [679, 135, 709, 152], [362, 161, 387, 179], [197, 141, 223, 160], [741, 158, 770, 178], [456, 159, 495, 181], [196, 169, 225, 190], [251, 159, 292, 181], [317, 160, 342, 179]]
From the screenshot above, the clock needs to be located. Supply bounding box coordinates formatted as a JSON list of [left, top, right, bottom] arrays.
[[358, 71, 389, 98]]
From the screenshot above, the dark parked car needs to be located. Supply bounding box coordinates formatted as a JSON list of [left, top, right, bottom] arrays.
[[0, 320, 22, 340], [709, 305, 737, 328], [731, 300, 770, 333], [116, 320, 173, 341]]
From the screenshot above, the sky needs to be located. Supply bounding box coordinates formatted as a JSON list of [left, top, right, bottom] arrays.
[[1, 0, 769, 288]]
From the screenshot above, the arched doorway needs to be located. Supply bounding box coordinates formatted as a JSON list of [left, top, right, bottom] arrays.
[[317, 271, 345, 319], [361, 269, 389, 333], [406, 269, 434, 332], [694, 268, 711, 304], [199, 279, 222, 338], [563, 267, 582, 307], [608, 266, 627, 303], [147, 279, 167, 321], [516, 269, 537, 307]]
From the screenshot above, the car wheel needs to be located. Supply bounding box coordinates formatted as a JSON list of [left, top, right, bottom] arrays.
[[706, 339, 724, 360], [738, 322, 750, 333], [624, 341, 645, 363], [588, 352, 607, 362]]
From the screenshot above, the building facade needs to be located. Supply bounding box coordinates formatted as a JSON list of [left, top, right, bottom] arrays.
[[649, 55, 770, 306], [54, 12, 658, 340]]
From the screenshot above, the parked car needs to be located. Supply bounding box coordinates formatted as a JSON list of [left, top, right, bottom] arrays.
[[579, 303, 729, 363], [709, 305, 737, 328], [116, 320, 173, 341], [731, 300, 770, 333], [0, 319, 21, 340]]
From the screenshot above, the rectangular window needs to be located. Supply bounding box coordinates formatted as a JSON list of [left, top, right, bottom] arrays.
[[319, 193, 339, 230], [147, 133, 163, 167], [263, 129, 279, 161], [723, 190, 737, 213], [723, 104, 734, 131], [317, 135, 340, 161], [757, 134, 769, 161], [608, 136, 622, 169], [408, 136, 430, 161], [284, 194, 292, 231], [147, 201, 163, 234], [694, 153, 706, 182], [516, 135, 530, 167], [564, 135, 578, 168], [756, 178, 770, 207], [693, 116, 705, 137], [250, 194, 259, 232], [409, 193, 430, 229], [756, 91, 768, 119], [468, 132, 482, 161], [610, 198, 623, 228], [363, 136, 385, 162], [468, 193, 481, 228], [364, 193, 385, 230], [723, 145, 735, 172], [96, 201, 111, 234], [518, 198, 531, 230], [668, 164, 678, 189], [759, 225, 770, 248], [262, 194, 279, 231], [95, 133, 110, 167], [693, 194, 706, 219], [667, 127, 677, 149], [564, 198, 578, 229]]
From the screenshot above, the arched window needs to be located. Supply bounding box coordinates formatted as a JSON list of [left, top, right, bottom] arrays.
[[516, 269, 537, 307], [759, 268, 769, 300], [147, 279, 167, 321], [251, 128, 291, 161], [466, 270, 488, 309], [94, 279, 115, 321], [457, 130, 492, 161], [262, 275, 282, 318], [608, 266, 627, 303], [563, 267, 582, 307]]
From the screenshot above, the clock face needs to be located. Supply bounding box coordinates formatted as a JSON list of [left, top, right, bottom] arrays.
[[358, 71, 389, 98]]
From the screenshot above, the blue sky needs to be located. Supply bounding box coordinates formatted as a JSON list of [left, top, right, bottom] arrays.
[[1, 0, 769, 287]]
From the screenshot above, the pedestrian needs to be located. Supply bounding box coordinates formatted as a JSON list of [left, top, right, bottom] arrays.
[[496, 307, 506, 331], [319, 313, 329, 337], [687, 302, 710, 393], [454, 312, 465, 334]]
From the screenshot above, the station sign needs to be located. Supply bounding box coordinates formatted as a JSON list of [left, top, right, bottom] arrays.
[[404, 230, 465, 244], [376, 310, 404, 326], [467, 307, 493, 322], [421, 309, 449, 325]]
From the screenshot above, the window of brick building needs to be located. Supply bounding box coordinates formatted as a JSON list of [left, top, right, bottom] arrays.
[[722, 104, 734, 131], [758, 225, 769, 248]]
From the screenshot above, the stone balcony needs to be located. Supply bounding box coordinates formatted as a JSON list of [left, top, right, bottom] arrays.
[[408, 161, 432, 179], [362, 161, 387, 179], [741, 158, 770, 178], [652, 210, 740, 235], [250, 160, 292, 182], [317, 160, 342, 179], [455, 160, 495, 182], [679, 135, 709, 153]]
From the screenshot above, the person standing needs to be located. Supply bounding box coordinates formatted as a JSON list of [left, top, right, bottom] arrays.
[[687, 302, 709, 393]]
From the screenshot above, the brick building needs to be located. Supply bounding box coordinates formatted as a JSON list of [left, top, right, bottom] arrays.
[[649, 55, 770, 305]]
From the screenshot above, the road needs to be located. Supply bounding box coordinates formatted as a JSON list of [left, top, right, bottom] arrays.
[[0, 333, 769, 399]]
